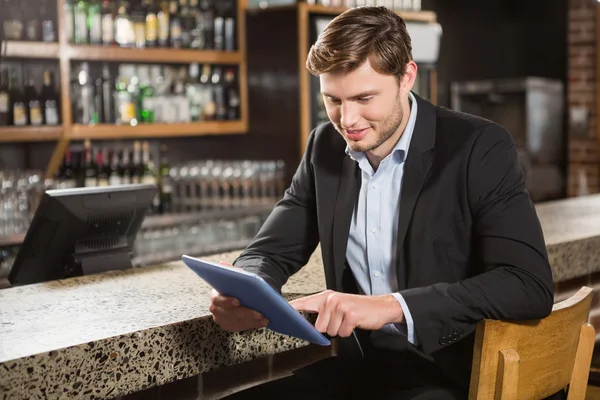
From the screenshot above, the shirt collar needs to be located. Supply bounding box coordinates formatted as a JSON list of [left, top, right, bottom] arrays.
[[345, 91, 418, 168]]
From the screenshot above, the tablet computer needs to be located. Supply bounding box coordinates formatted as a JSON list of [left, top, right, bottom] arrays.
[[181, 255, 330, 346]]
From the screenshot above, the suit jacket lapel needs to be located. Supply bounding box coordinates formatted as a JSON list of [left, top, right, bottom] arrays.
[[332, 155, 360, 290], [396, 94, 437, 289]]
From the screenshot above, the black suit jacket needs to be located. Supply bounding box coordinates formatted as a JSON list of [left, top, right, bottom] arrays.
[[234, 94, 554, 390]]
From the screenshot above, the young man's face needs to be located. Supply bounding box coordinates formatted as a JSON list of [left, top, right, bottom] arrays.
[[320, 59, 416, 156]]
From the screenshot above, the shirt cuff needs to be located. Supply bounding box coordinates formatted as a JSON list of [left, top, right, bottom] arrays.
[[391, 292, 419, 346]]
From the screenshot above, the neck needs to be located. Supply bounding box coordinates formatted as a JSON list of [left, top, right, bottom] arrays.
[[366, 96, 412, 171]]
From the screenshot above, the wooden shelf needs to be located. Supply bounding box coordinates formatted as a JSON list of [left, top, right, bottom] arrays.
[[2, 41, 60, 59], [69, 121, 247, 139], [0, 126, 63, 142], [305, 4, 436, 22], [248, 4, 437, 23], [64, 45, 243, 64]]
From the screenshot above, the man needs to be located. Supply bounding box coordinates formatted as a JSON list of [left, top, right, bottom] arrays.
[[209, 6, 554, 399]]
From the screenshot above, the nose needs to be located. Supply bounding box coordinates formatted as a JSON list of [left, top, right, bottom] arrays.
[[340, 102, 359, 129]]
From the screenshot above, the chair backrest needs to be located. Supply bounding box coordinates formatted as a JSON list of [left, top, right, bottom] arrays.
[[469, 286, 595, 400]]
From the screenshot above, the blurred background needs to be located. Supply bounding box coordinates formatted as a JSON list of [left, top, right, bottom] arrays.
[[0, 0, 594, 277]]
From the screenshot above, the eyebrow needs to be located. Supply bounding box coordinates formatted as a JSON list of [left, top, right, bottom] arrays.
[[321, 90, 380, 100]]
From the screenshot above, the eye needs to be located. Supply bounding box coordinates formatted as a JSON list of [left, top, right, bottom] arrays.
[[326, 97, 341, 105], [357, 97, 373, 103]]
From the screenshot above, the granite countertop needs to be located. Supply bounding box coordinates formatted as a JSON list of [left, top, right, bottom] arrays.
[[2, 194, 600, 399], [0, 250, 326, 400], [535, 194, 600, 281]]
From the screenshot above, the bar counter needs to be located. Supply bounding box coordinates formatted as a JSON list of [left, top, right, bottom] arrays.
[[2, 194, 600, 399]]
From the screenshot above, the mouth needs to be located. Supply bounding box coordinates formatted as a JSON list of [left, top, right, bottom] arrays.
[[344, 127, 370, 141]]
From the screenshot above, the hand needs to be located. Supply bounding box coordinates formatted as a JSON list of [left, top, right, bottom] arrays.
[[208, 261, 269, 332], [289, 290, 404, 338]]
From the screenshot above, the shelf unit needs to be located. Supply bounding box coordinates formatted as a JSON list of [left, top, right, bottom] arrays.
[[1, 0, 249, 179], [0, 126, 63, 142], [69, 121, 247, 140]]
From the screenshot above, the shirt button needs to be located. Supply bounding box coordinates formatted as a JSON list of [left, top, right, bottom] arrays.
[[374, 271, 380, 277], [371, 228, 377, 233], [371, 184, 376, 189]]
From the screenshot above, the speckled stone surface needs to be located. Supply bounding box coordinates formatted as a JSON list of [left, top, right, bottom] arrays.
[[0, 251, 325, 400], [2, 194, 600, 399], [536, 194, 600, 281]]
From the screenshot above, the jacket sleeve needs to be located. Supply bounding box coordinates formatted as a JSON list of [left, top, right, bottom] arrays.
[[399, 122, 555, 355], [233, 129, 320, 293]]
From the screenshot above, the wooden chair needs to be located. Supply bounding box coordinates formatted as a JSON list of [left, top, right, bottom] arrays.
[[469, 286, 595, 400]]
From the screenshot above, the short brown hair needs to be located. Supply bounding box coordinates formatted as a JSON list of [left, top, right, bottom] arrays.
[[306, 6, 413, 79]]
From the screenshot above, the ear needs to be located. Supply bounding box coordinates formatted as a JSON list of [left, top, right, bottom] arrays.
[[400, 61, 418, 95]]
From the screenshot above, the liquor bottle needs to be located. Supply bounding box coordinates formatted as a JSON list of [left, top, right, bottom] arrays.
[[115, 64, 136, 125], [119, 149, 131, 185], [74, 0, 90, 44], [158, 144, 172, 214], [141, 141, 160, 212], [138, 66, 155, 123], [72, 62, 95, 124], [157, 0, 170, 47], [131, 0, 147, 48], [131, 140, 143, 183], [199, 0, 213, 49], [224, 68, 239, 120], [24, 78, 43, 126], [109, 150, 122, 186], [88, 0, 103, 44], [213, 0, 226, 51], [83, 140, 98, 187], [0, 70, 10, 126], [115, 0, 135, 47], [144, 0, 159, 47], [200, 64, 215, 120], [212, 67, 227, 121], [97, 147, 110, 186], [186, 63, 201, 122], [40, 70, 60, 126], [168, 0, 182, 48], [62, 148, 77, 188], [179, 0, 193, 48], [101, 0, 115, 45], [63, 0, 75, 43], [11, 71, 27, 127], [101, 64, 115, 123]]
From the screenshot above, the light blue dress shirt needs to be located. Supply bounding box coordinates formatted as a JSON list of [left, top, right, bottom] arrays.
[[345, 92, 418, 345]]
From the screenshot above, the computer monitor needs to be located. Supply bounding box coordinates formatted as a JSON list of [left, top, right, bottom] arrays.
[[8, 184, 157, 286]]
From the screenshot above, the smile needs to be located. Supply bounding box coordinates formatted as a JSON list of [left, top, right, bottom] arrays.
[[344, 127, 370, 141]]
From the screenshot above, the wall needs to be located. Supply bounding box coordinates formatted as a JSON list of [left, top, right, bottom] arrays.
[[567, 0, 599, 196]]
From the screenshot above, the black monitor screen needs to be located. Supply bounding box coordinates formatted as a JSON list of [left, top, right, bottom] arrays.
[[8, 184, 157, 286]]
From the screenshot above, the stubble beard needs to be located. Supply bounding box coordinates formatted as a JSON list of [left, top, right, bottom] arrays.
[[341, 96, 404, 153]]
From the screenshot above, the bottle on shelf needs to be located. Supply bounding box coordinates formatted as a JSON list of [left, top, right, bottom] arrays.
[[158, 144, 172, 214], [11, 70, 27, 127], [141, 140, 160, 212], [101, 63, 115, 123], [64, 0, 75, 43], [144, 0, 159, 47], [41, 70, 60, 126], [0, 70, 10, 126], [72, 62, 96, 124], [101, 0, 115, 46], [24, 77, 43, 126], [74, 0, 90, 44], [115, 0, 135, 47], [83, 139, 99, 187], [97, 147, 110, 186], [89, 0, 103, 45]]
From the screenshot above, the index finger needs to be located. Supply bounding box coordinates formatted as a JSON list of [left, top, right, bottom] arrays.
[[289, 293, 325, 313]]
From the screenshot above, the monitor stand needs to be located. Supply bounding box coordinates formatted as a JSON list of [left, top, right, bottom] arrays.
[[65, 249, 133, 278]]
